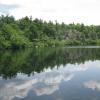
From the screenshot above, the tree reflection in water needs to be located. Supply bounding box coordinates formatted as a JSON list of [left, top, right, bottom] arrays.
[[0, 47, 100, 79]]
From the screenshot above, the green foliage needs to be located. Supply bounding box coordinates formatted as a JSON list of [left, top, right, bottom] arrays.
[[0, 15, 100, 49], [0, 47, 100, 79]]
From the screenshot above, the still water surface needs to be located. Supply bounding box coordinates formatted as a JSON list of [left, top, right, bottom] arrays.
[[0, 47, 100, 100]]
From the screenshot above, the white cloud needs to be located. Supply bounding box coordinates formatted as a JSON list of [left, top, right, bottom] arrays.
[[0, 71, 73, 100], [84, 81, 100, 91], [0, 60, 99, 100], [0, 61, 91, 100], [0, 0, 100, 25]]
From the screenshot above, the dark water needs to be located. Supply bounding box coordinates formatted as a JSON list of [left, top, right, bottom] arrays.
[[0, 47, 100, 100]]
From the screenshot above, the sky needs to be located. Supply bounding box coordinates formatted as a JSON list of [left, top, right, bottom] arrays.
[[0, 0, 100, 25]]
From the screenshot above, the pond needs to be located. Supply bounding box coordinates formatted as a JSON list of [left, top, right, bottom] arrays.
[[0, 47, 100, 100]]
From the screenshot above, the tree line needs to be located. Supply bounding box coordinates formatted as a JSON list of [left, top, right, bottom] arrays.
[[0, 15, 100, 49], [0, 47, 100, 79]]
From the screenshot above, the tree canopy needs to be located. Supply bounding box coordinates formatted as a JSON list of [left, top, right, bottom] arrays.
[[0, 15, 100, 49]]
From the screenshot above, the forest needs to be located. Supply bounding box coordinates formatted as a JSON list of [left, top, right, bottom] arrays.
[[0, 15, 100, 49], [0, 47, 100, 79]]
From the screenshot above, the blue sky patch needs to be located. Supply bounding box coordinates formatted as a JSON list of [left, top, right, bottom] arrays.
[[0, 4, 19, 14]]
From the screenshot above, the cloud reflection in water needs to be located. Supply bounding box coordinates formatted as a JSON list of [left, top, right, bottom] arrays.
[[0, 61, 92, 100]]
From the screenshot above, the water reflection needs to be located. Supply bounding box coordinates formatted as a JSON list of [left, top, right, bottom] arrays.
[[84, 81, 100, 91], [0, 47, 100, 100], [0, 47, 100, 79], [0, 62, 91, 100]]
